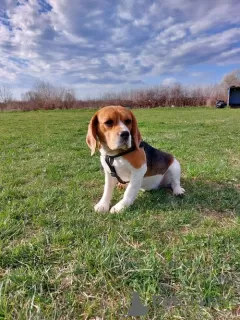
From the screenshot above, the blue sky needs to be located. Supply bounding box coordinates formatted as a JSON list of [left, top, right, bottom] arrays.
[[0, 0, 240, 99]]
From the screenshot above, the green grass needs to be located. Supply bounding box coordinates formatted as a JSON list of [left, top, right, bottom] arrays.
[[0, 107, 240, 319]]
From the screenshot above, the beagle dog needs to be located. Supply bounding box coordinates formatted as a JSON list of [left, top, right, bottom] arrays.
[[86, 105, 185, 213]]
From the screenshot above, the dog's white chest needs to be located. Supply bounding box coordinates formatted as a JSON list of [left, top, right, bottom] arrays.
[[101, 156, 132, 182]]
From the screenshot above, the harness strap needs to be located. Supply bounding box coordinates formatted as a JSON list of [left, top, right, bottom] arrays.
[[105, 156, 129, 184], [105, 141, 144, 184]]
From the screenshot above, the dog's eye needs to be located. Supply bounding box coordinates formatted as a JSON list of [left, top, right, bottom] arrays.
[[104, 119, 114, 127], [124, 119, 132, 125]]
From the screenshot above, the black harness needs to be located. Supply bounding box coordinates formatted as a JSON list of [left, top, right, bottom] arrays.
[[105, 141, 144, 184]]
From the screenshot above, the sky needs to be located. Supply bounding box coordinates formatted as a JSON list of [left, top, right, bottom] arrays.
[[0, 0, 240, 99]]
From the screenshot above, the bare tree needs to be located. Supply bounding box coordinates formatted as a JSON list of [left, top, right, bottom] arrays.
[[0, 85, 14, 103], [23, 80, 76, 109], [221, 69, 240, 89]]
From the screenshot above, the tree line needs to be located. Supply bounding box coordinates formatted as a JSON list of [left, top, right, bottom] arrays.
[[1, 69, 240, 111]]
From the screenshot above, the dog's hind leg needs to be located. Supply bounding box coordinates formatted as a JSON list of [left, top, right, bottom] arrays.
[[163, 159, 185, 196]]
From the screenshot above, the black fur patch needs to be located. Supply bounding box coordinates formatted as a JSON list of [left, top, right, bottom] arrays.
[[141, 141, 174, 176]]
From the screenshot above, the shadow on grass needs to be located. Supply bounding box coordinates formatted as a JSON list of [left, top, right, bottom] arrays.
[[110, 178, 240, 222]]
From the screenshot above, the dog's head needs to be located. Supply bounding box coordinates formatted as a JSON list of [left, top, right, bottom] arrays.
[[86, 106, 142, 155]]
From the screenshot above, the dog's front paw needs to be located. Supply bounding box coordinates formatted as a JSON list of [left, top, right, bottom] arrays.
[[110, 201, 126, 213], [94, 201, 110, 213], [173, 186, 185, 196]]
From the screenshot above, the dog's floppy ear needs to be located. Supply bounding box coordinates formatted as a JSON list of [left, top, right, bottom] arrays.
[[130, 111, 142, 149], [86, 113, 98, 155]]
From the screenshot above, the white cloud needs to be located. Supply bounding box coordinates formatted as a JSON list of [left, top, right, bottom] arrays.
[[162, 77, 177, 86], [0, 23, 10, 43], [190, 2, 240, 34], [215, 48, 240, 65], [191, 72, 204, 77], [155, 23, 187, 44]]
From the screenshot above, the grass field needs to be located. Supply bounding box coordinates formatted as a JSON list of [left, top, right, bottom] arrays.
[[0, 107, 240, 319]]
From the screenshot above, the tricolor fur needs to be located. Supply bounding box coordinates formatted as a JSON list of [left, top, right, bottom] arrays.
[[86, 105, 185, 213]]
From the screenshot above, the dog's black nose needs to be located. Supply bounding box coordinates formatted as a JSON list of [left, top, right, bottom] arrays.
[[120, 131, 130, 139]]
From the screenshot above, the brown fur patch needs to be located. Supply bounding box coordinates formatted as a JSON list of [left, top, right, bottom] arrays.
[[123, 148, 146, 169]]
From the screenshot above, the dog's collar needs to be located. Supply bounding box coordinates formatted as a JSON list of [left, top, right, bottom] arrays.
[[105, 141, 144, 184]]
